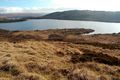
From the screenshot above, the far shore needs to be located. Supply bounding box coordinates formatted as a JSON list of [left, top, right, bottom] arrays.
[[0, 18, 27, 23], [1, 17, 120, 23]]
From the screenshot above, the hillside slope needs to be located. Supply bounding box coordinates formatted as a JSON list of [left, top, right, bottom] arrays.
[[41, 10, 120, 22]]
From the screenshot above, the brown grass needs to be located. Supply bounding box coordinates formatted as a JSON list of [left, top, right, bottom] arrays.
[[0, 29, 119, 80]]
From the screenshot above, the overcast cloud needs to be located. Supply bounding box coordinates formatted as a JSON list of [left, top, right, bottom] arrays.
[[1, 0, 120, 13]]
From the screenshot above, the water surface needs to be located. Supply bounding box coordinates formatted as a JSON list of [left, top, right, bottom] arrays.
[[0, 19, 120, 34]]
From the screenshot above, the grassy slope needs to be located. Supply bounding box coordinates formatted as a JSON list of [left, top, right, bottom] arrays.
[[0, 29, 119, 80]]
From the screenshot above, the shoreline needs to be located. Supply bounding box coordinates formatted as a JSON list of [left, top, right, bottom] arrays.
[[0, 28, 119, 43], [0, 18, 27, 23], [1, 18, 120, 23]]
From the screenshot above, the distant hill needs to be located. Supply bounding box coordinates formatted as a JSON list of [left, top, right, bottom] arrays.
[[41, 10, 120, 23], [0, 13, 46, 18]]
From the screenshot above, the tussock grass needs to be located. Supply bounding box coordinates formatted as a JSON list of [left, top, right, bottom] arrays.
[[0, 28, 119, 79]]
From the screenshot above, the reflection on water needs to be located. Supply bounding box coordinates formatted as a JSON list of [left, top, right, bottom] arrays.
[[0, 19, 120, 34]]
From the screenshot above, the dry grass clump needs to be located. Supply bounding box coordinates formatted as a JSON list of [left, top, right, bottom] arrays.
[[14, 73, 46, 80], [24, 61, 69, 80], [25, 61, 42, 73], [0, 61, 22, 76], [74, 62, 120, 79], [68, 68, 97, 80], [97, 75, 110, 80], [67, 66, 119, 80], [0, 78, 10, 80], [25, 61, 56, 74]]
